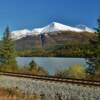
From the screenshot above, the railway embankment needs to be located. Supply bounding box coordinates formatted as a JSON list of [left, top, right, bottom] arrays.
[[0, 73, 100, 100]]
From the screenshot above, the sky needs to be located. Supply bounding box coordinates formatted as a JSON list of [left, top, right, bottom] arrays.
[[0, 0, 100, 37]]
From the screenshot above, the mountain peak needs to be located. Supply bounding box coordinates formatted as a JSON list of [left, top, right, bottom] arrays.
[[50, 22, 67, 27], [51, 21, 58, 24]]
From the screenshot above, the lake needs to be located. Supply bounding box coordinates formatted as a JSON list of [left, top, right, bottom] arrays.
[[16, 57, 88, 75]]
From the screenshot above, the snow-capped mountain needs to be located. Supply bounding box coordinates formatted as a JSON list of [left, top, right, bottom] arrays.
[[11, 22, 95, 40]]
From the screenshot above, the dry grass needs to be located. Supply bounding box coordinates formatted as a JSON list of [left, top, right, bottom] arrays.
[[0, 88, 42, 100]]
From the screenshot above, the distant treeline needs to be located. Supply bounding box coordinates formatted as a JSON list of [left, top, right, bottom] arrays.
[[17, 42, 98, 57]]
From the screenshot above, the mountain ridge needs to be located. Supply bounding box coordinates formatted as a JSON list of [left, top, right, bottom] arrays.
[[11, 22, 95, 40]]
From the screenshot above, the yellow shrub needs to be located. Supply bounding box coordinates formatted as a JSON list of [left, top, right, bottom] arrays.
[[67, 64, 86, 79]]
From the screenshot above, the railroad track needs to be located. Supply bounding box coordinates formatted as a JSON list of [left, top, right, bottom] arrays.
[[0, 72, 100, 86]]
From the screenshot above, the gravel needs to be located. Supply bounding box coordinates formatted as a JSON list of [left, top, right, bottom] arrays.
[[0, 75, 100, 100]]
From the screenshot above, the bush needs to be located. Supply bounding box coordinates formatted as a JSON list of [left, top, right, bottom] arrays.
[[55, 64, 86, 79], [28, 60, 48, 75]]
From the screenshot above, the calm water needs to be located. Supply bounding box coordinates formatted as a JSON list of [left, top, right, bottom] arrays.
[[16, 57, 87, 75]]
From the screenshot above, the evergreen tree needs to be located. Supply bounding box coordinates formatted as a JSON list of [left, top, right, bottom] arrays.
[[29, 60, 37, 70], [96, 17, 100, 43], [87, 17, 100, 75], [0, 26, 17, 71]]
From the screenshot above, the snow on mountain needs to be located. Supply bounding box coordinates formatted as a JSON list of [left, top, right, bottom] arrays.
[[76, 24, 95, 33], [11, 29, 32, 40], [32, 27, 44, 35], [11, 22, 95, 40], [41, 22, 83, 33]]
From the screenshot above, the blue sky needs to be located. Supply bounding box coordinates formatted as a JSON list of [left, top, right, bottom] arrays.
[[0, 0, 100, 37]]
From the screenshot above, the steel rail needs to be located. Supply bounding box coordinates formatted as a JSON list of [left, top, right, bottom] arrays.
[[0, 71, 100, 86]]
